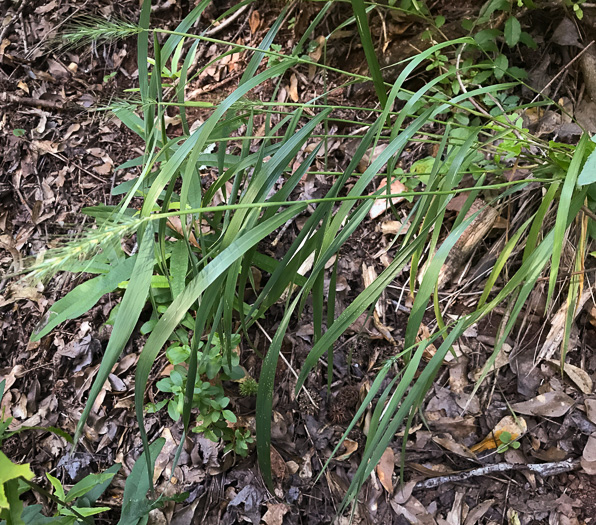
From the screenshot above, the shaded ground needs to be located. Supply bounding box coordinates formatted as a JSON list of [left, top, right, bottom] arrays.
[[2, 1, 596, 524]]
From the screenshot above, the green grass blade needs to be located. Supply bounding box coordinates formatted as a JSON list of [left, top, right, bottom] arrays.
[[74, 223, 155, 445], [135, 205, 306, 487], [351, 0, 387, 108], [546, 134, 588, 309]]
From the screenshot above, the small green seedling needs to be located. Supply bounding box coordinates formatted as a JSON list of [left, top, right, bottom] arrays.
[[496, 431, 521, 453]]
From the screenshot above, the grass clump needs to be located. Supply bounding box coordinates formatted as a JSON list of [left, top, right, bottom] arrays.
[[14, 0, 596, 519]]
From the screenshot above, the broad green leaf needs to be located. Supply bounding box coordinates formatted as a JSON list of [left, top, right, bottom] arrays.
[[0, 451, 35, 512], [46, 473, 66, 502], [31, 256, 136, 342], [504, 16, 521, 47], [65, 472, 117, 503], [1, 478, 26, 525], [493, 53, 508, 80], [577, 145, 596, 186]]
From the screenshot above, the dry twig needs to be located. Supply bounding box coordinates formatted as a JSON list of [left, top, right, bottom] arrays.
[[413, 458, 581, 489]]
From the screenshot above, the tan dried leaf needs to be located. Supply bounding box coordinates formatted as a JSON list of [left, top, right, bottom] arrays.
[[308, 35, 326, 62], [510, 391, 575, 418], [289, 73, 299, 102], [262, 503, 290, 525], [581, 456, 596, 475], [375, 447, 394, 494], [547, 359, 593, 394], [369, 179, 407, 220], [248, 10, 261, 33], [433, 435, 478, 460], [586, 399, 596, 424], [336, 438, 359, 461], [583, 432, 596, 463], [31, 140, 61, 155], [270, 446, 287, 480]]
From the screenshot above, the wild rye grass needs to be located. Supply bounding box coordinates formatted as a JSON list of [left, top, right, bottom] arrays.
[[22, 0, 596, 517]]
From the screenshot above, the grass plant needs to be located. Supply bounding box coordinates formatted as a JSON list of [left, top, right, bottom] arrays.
[[18, 0, 596, 518]]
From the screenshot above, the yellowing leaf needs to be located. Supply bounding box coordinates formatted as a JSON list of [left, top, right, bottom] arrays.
[[470, 416, 527, 453]]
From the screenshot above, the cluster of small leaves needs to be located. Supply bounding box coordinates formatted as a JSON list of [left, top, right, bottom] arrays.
[[496, 430, 521, 453], [422, 0, 536, 98], [147, 334, 254, 455]]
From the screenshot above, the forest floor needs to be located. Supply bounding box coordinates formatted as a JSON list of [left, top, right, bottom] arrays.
[[2, 1, 596, 524]]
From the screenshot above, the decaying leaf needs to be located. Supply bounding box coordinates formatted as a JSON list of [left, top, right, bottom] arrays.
[[464, 499, 495, 525], [532, 446, 567, 462], [418, 323, 438, 362], [248, 10, 261, 33], [390, 496, 438, 525], [510, 391, 575, 418], [433, 434, 478, 460], [376, 447, 394, 494], [471, 343, 512, 381], [470, 416, 527, 453], [270, 445, 287, 481], [369, 178, 407, 220], [538, 289, 592, 363], [435, 199, 501, 289], [585, 399, 596, 425], [262, 503, 290, 525], [336, 438, 359, 461], [581, 457, 596, 475], [289, 73, 299, 102], [379, 220, 410, 235], [583, 432, 596, 463], [547, 359, 593, 394]]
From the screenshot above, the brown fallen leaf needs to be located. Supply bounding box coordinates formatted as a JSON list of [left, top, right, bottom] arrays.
[[464, 499, 495, 525], [547, 359, 593, 394], [375, 447, 394, 494], [271, 446, 287, 480], [289, 73, 299, 102], [262, 503, 290, 525], [379, 220, 410, 235], [581, 457, 596, 475], [510, 391, 575, 418], [585, 399, 596, 424], [470, 416, 527, 453], [336, 438, 359, 461], [435, 199, 501, 289], [531, 446, 567, 462], [433, 435, 478, 460], [248, 10, 261, 33], [369, 178, 407, 220]]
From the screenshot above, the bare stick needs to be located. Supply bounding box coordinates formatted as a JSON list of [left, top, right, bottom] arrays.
[[531, 41, 594, 104], [414, 458, 581, 489], [204, 4, 250, 37]]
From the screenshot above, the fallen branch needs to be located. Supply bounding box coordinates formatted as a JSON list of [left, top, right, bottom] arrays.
[[413, 458, 581, 489], [0, 93, 81, 112]]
